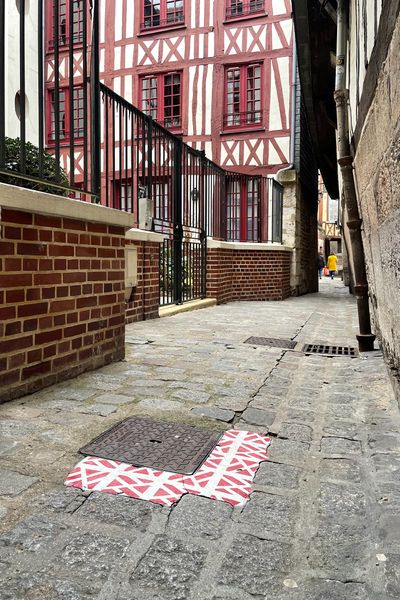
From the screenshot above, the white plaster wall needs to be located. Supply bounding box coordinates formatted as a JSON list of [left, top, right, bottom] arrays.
[[347, 0, 383, 135], [6, 0, 39, 145]]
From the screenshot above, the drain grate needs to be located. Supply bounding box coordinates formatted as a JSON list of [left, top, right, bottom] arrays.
[[244, 336, 297, 350], [80, 417, 221, 475], [302, 344, 358, 357]]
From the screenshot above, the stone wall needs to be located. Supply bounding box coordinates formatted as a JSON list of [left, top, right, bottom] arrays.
[[279, 169, 318, 296], [125, 231, 163, 323], [207, 241, 292, 303], [0, 184, 134, 403], [353, 14, 400, 395]]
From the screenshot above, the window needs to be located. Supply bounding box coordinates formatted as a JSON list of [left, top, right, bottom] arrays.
[[142, 0, 184, 30], [224, 64, 262, 129], [113, 179, 134, 212], [50, 0, 84, 48], [48, 86, 84, 144], [225, 0, 265, 20], [227, 177, 259, 242], [141, 72, 182, 130]]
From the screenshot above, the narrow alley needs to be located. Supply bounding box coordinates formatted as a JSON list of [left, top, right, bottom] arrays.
[[0, 281, 398, 600]]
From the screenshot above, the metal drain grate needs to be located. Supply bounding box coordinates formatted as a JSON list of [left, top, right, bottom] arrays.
[[80, 417, 221, 475], [302, 344, 358, 357], [245, 336, 297, 350]]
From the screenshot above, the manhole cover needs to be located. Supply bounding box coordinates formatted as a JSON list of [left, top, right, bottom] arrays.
[[302, 344, 358, 357], [80, 417, 222, 475], [244, 337, 297, 350]]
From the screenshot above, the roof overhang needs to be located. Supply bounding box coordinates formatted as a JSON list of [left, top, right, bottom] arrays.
[[292, 0, 339, 198]]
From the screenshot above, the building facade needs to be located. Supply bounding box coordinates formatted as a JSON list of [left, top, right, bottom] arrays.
[[293, 0, 400, 379], [5, 0, 39, 144], [45, 0, 293, 178]]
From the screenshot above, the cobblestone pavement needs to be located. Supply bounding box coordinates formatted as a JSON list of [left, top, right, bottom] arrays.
[[0, 279, 399, 599]]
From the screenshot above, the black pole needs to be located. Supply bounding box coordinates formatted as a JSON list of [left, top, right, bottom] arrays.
[[173, 139, 183, 304], [53, 0, 61, 181], [82, 0, 88, 191], [0, 1, 5, 169], [38, 0, 44, 178], [90, 0, 101, 201], [69, 0, 75, 188], [19, 0, 26, 173]]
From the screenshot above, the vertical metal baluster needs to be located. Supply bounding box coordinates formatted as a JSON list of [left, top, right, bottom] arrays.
[[118, 102, 122, 209], [90, 0, 101, 200], [104, 91, 109, 207], [69, 0, 75, 188], [112, 96, 115, 207], [129, 108, 134, 215], [53, 0, 61, 181], [82, 0, 88, 191], [0, 1, 6, 170], [19, 0, 26, 173], [38, 0, 44, 179]]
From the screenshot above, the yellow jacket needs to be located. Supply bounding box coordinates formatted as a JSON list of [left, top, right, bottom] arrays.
[[327, 255, 338, 271]]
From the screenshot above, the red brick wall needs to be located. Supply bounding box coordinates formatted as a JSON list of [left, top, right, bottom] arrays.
[[125, 239, 160, 323], [0, 208, 126, 403], [207, 248, 292, 303]]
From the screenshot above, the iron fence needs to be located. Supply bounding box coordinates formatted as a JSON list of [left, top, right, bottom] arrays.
[[0, 0, 100, 200], [1, 0, 284, 306]]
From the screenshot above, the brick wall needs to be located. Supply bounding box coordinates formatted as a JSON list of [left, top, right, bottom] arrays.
[[125, 239, 160, 323], [0, 207, 128, 403], [207, 246, 292, 303]]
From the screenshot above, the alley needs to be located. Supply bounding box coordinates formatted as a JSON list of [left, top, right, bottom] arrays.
[[0, 281, 399, 600]]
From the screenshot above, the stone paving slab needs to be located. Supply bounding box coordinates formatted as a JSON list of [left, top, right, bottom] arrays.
[[0, 280, 399, 599]]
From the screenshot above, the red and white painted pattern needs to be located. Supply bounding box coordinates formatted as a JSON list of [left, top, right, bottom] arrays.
[[65, 429, 270, 507], [65, 457, 186, 506], [182, 429, 270, 505]]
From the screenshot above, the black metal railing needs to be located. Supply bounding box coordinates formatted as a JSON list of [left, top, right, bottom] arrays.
[[0, 0, 99, 200], [225, 1, 265, 20], [1, 1, 283, 258]]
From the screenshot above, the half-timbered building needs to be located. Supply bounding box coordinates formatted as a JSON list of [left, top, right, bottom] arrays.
[[100, 0, 293, 175], [45, 0, 293, 178]]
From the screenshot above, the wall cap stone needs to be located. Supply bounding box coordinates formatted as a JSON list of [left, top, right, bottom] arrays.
[[276, 169, 298, 184], [126, 228, 166, 243], [207, 238, 293, 252], [0, 182, 135, 229]]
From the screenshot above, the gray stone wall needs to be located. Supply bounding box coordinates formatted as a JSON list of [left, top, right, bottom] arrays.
[[279, 169, 318, 296], [353, 14, 400, 398]]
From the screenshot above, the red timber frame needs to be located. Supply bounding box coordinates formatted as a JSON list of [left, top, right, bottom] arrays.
[[45, 0, 292, 219]]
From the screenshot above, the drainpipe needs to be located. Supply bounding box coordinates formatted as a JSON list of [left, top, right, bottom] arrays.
[[278, 34, 298, 173], [334, 0, 375, 351]]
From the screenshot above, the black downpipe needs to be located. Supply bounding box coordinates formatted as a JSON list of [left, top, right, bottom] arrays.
[[173, 140, 183, 304], [90, 0, 101, 201]]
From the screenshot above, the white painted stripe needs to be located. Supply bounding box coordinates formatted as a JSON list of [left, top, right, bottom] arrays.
[[126, 0, 134, 38], [115, 0, 123, 41], [196, 65, 203, 135]]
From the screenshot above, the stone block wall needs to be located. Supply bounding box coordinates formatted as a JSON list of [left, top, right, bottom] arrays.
[[207, 242, 292, 303], [125, 236, 162, 323], [0, 185, 134, 403], [279, 169, 318, 296], [353, 14, 400, 395]]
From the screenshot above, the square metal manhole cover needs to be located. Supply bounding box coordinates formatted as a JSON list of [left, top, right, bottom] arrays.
[[244, 336, 297, 350], [79, 417, 222, 475], [302, 344, 358, 357]]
